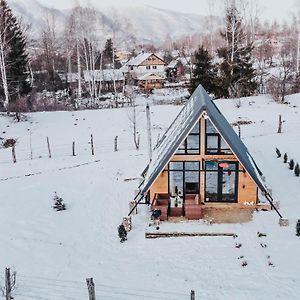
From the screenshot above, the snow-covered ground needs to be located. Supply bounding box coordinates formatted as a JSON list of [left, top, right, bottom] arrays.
[[0, 93, 300, 300]]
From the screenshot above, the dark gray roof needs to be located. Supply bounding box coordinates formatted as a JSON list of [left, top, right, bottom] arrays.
[[140, 85, 267, 195]]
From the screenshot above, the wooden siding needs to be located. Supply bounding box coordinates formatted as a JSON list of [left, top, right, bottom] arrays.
[[140, 54, 166, 66]]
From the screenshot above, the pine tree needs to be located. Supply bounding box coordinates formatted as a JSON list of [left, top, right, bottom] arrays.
[[190, 46, 217, 94], [295, 163, 300, 177], [283, 153, 288, 163], [289, 159, 295, 170], [216, 4, 257, 98], [0, 0, 31, 108], [52, 192, 66, 211], [276, 148, 281, 158], [103, 38, 114, 67], [296, 220, 300, 236]]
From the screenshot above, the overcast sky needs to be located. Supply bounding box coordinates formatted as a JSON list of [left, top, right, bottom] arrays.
[[39, 0, 297, 22]]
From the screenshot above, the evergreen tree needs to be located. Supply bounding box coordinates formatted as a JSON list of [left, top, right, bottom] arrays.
[[295, 163, 300, 177], [283, 153, 288, 163], [52, 192, 66, 211], [190, 46, 217, 95], [0, 0, 31, 108], [276, 148, 281, 158], [289, 159, 295, 170], [216, 4, 257, 98], [103, 38, 114, 67]]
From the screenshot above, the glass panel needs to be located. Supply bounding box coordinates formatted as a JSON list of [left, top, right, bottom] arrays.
[[206, 119, 217, 134], [186, 135, 199, 153], [190, 122, 200, 134], [176, 142, 186, 154], [221, 163, 237, 202], [169, 171, 184, 197], [206, 135, 218, 153], [221, 138, 232, 154], [185, 162, 199, 171], [169, 161, 184, 170], [185, 171, 199, 194], [205, 161, 218, 202]]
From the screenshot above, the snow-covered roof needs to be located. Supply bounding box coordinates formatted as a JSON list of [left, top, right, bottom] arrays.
[[125, 53, 165, 67], [140, 85, 268, 195], [167, 60, 178, 69], [58, 73, 80, 83], [138, 73, 165, 81], [83, 69, 125, 82]]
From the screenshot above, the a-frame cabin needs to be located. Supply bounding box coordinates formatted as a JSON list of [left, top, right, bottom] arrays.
[[136, 85, 276, 221]]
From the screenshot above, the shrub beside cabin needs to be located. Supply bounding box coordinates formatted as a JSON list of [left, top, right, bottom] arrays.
[[135, 85, 277, 221]]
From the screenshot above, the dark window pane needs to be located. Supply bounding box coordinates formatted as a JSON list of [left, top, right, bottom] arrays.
[[185, 171, 199, 194]]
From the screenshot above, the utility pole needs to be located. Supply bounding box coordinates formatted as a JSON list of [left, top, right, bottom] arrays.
[[86, 277, 96, 300], [146, 103, 153, 162]]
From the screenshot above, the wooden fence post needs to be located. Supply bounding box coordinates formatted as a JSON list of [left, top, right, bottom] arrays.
[[5, 268, 11, 300], [86, 277, 96, 300], [277, 114, 282, 133], [29, 131, 33, 160], [12, 145, 16, 163], [114, 136, 118, 152], [191, 290, 195, 300], [238, 125, 241, 138], [47, 137, 52, 158], [72, 141, 76, 156], [90, 134, 95, 156]]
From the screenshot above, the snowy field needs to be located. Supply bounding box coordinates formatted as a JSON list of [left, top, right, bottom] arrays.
[[0, 94, 300, 299]]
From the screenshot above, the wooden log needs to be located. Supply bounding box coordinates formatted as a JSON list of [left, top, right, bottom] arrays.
[[145, 232, 236, 239]]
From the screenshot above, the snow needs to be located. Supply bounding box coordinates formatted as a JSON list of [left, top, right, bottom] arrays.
[[1, 93, 300, 299]]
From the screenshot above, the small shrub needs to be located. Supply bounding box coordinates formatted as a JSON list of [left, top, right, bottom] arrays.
[[295, 163, 300, 177], [276, 148, 281, 158], [3, 138, 16, 148], [296, 220, 300, 236], [283, 153, 288, 163], [289, 159, 295, 170]]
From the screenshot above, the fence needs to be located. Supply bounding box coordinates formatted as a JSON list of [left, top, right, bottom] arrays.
[[0, 268, 204, 300]]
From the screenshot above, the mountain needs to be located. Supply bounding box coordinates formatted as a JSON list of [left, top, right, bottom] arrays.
[[7, 0, 221, 45]]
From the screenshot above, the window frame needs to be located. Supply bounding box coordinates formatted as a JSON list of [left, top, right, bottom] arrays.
[[205, 119, 232, 155], [168, 161, 200, 197], [175, 121, 200, 155], [204, 161, 239, 203]]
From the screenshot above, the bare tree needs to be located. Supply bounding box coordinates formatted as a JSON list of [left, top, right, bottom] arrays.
[[126, 90, 140, 150]]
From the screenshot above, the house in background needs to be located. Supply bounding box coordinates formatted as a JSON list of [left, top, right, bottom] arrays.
[[122, 52, 166, 91], [134, 85, 277, 222], [83, 69, 125, 93], [165, 59, 185, 83]]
